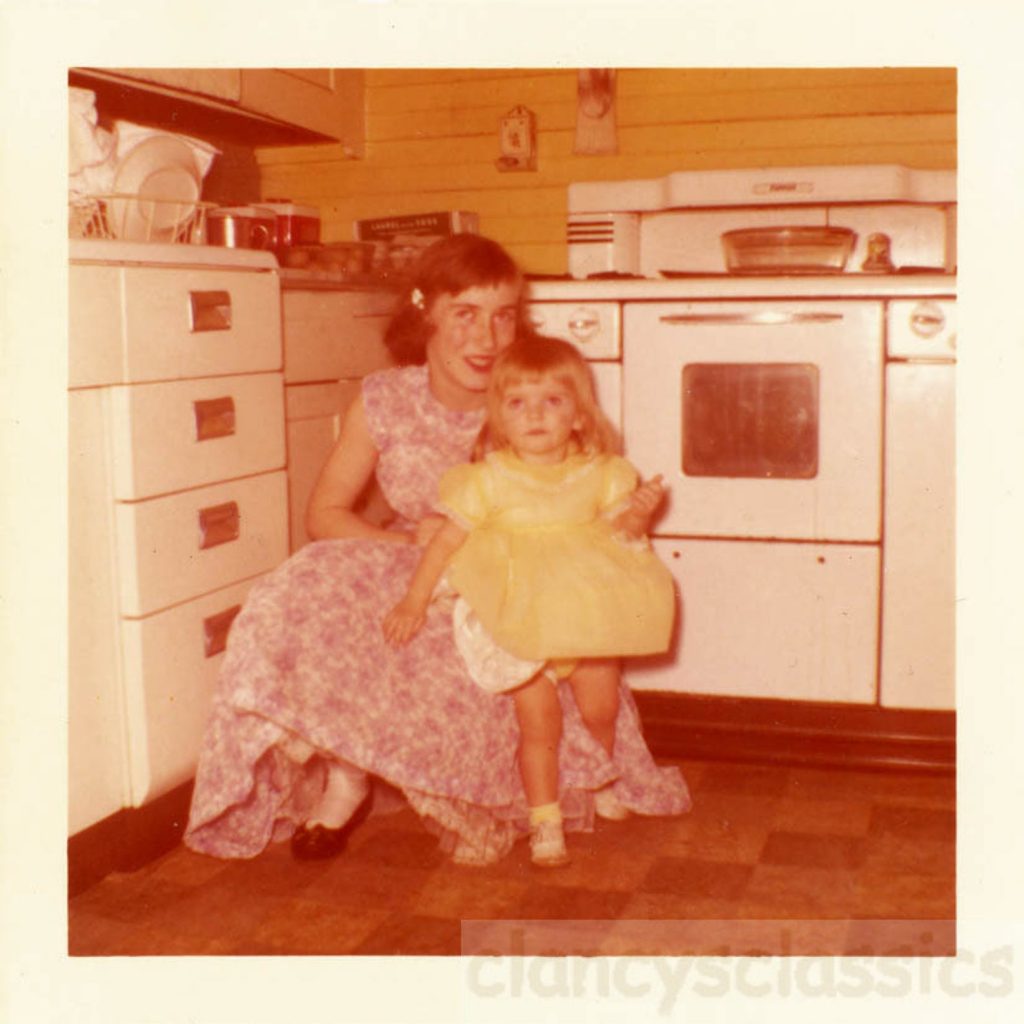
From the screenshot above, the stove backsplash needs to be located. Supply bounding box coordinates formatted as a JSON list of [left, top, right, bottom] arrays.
[[566, 165, 957, 280], [569, 203, 956, 279]]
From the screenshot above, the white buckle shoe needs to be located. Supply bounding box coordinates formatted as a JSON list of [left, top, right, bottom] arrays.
[[593, 786, 631, 821], [530, 820, 570, 867]]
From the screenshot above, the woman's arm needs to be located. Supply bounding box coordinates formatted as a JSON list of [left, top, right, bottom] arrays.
[[382, 519, 469, 645], [305, 394, 411, 543]]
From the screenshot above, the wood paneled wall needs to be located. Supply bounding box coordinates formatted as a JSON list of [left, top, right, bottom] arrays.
[[256, 67, 956, 276]]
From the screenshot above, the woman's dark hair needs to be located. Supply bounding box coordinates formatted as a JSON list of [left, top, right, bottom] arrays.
[[384, 234, 526, 364]]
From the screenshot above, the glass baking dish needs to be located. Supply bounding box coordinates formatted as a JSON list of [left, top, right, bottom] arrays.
[[721, 226, 857, 274]]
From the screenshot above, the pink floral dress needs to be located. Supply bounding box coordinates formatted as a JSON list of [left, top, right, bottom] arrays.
[[184, 365, 691, 863]]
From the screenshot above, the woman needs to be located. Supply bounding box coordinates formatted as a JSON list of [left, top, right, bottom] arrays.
[[184, 235, 691, 866]]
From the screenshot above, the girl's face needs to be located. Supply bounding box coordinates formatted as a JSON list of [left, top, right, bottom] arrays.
[[425, 281, 520, 408], [498, 373, 583, 465]]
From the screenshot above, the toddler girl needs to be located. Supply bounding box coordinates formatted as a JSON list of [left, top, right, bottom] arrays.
[[383, 335, 675, 866]]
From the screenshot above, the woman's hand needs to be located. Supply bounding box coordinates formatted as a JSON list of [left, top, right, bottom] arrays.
[[612, 474, 666, 539], [383, 597, 428, 646]]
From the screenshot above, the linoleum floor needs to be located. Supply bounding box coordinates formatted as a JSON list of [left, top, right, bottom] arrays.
[[68, 759, 956, 957]]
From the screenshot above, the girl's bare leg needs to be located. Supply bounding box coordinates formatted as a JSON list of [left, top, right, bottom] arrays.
[[568, 657, 621, 757], [512, 673, 571, 866], [570, 658, 631, 821], [511, 673, 563, 808]]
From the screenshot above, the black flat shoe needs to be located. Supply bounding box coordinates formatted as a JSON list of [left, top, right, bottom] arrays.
[[290, 793, 372, 861]]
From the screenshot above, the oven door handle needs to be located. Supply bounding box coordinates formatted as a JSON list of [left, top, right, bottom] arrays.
[[659, 311, 844, 326]]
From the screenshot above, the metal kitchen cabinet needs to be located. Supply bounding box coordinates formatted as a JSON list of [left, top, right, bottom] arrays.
[[68, 241, 288, 835], [281, 286, 396, 551], [880, 300, 957, 709], [70, 67, 364, 149], [240, 69, 365, 154]]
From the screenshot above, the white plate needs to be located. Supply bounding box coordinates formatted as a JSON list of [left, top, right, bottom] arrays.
[[108, 136, 201, 242]]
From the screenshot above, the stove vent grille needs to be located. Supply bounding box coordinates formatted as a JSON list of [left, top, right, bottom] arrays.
[[567, 212, 639, 279]]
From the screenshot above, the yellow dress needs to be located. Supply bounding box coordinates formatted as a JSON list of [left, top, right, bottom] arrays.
[[438, 450, 676, 662]]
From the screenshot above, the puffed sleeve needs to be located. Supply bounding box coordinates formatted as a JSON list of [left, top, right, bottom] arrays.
[[437, 462, 491, 530], [599, 455, 639, 518]]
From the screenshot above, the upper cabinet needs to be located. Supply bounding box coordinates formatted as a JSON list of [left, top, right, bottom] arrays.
[[107, 68, 243, 103], [239, 69, 364, 154], [69, 67, 365, 152]]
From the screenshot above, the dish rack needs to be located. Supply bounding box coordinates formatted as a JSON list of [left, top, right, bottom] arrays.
[[69, 192, 215, 244]]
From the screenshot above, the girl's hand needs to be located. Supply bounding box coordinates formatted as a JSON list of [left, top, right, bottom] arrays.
[[413, 515, 447, 547], [383, 598, 428, 646], [613, 474, 666, 538]]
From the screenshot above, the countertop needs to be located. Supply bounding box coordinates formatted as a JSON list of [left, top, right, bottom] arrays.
[[68, 242, 396, 293], [69, 239, 279, 270], [67, 242, 956, 301]]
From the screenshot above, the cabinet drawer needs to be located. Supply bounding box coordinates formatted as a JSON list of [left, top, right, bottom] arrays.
[[69, 264, 125, 388], [285, 380, 346, 421], [120, 576, 261, 806], [121, 267, 281, 381], [107, 372, 286, 499], [282, 289, 396, 383], [72, 266, 281, 385], [115, 471, 288, 616]]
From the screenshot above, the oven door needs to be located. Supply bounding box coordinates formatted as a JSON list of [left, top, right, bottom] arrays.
[[623, 300, 883, 541]]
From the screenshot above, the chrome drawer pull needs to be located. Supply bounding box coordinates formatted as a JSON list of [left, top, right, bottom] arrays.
[[193, 396, 236, 441], [660, 311, 844, 326], [198, 500, 240, 549], [189, 290, 232, 332], [202, 604, 242, 657]]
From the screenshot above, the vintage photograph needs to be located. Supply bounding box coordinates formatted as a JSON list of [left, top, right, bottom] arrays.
[[66, 65, 957, 957], [6, 3, 1024, 1020]]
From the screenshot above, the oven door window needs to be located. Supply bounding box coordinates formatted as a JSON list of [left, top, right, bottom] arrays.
[[682, 362, 819, 479]]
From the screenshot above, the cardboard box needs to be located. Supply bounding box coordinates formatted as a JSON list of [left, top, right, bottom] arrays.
[[354, 211, 479, 242]]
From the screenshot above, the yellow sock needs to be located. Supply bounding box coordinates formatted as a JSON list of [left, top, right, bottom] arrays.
[[529, 802, 562, 827]]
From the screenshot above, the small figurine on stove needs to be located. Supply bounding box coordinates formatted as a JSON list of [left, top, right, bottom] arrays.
[[861, 232, 896, 273]]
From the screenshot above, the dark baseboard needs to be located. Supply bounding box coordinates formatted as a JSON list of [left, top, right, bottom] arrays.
[[69, 695, 954, 896], [633, 690, 956, 774], [68, 780, 194, 898]]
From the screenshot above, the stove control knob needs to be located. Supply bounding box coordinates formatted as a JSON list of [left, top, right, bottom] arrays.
[[567, 307, 601, 343], [526, 307, 547, 331]]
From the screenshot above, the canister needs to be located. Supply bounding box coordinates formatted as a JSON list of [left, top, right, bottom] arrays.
[[261, 200, 321, 251], [207, 206, 277, 250]]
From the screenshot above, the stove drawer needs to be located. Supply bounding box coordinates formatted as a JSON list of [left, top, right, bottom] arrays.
[[70, 265, 281, 386], [626, 538, 880, 703], [887, 299, 956, 361], [115, 470, 288, 617], [119, 576, 262, 806], [106, 372, 286, 500]]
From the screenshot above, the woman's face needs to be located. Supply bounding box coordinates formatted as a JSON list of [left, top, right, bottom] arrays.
[[425, 280, 521, 407]]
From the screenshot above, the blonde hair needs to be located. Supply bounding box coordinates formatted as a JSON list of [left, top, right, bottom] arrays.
[[480, 335, 621, 457]]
